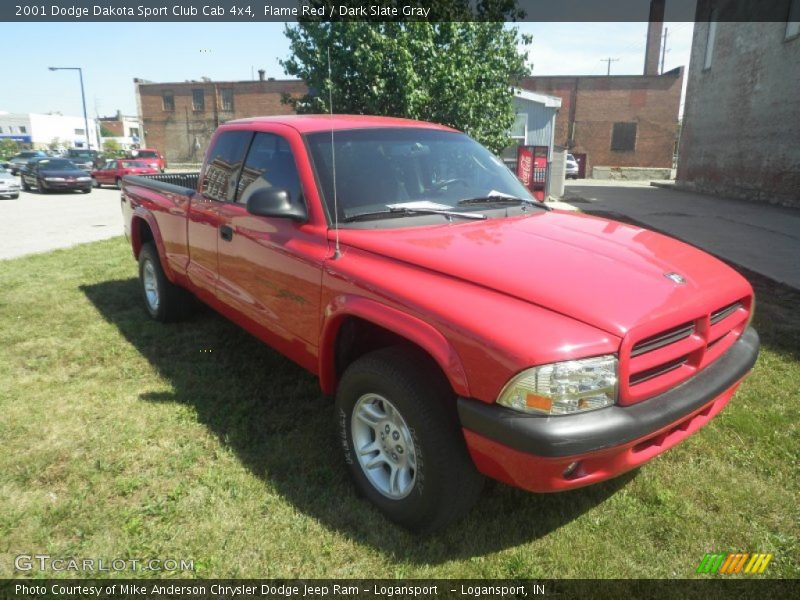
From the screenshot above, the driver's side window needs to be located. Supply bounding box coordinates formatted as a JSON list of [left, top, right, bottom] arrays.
[[236, 132, 302, 207]]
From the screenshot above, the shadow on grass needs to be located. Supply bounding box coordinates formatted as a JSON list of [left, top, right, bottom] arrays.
[[82, 278, 634, 563]]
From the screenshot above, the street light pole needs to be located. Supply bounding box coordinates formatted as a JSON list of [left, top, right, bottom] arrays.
[[48, 66, 92, 150]]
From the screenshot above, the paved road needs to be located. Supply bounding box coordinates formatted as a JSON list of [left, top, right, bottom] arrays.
[[0, 183, 124, 260], [564, 181, 800, 290]]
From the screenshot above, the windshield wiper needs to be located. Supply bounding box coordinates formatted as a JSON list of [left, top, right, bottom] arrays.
[[343, 206, 487, 223], [457, 195, 552, 211]]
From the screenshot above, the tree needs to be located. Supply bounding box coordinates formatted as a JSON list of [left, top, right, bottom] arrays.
[[281, 4, 530, 153], [0, 139, 20, 160], [103, 139, 123, 157], [48, 138, 62, 154]]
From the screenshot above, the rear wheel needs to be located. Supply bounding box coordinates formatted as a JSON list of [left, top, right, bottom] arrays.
[[138, 242, 190, 322], [336, 347, 484, 533], [22, 179, 30, 191]]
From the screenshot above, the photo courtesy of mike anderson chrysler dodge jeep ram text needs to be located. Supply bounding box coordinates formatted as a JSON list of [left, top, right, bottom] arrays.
[[121, 115, 759, 533]]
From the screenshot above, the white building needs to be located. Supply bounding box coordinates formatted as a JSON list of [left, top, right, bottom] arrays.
[[98, 113, 142, 151], [0, 112, 99, 150]]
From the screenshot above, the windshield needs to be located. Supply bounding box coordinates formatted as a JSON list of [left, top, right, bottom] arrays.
[[137, 150, 158, 158], [40, 159, 81, 170], [305, 128, 535, 225]]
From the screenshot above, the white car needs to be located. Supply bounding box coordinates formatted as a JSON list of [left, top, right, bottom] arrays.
[[566, 153, 579, 179], [0, 166, 20, 199]]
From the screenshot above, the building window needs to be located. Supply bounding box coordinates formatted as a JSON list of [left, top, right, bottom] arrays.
[[192, 89, 205, 111], [787, 0, 800, 40], [611, 122, 637, 152], [704, 16, 718, 70], [19, 126, 27, 134], [162, 92, 175, 111], [74, 128, 85, 135], [221, 89, 234, 112]]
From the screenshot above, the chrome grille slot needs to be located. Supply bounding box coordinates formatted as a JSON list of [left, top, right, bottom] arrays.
[[710, 301, 743, 325], [629, 356, 689, 385], [631, 322, 695, 358]]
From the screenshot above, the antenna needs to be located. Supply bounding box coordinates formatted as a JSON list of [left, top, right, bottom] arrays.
[[328, 45, 341, 259]]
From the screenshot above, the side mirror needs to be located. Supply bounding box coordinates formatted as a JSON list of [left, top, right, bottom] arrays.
[[246, 188, 307, 222]]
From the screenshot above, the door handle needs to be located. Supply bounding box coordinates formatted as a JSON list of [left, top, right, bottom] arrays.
[[220, 225, 234, 241]]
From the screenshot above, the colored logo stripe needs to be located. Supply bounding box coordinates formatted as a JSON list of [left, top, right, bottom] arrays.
[[697, 553, 772, 574]]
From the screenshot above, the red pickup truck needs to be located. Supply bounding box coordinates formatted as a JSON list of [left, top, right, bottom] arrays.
[[121, 115, 759, 533], [132, 148, 167, 172]]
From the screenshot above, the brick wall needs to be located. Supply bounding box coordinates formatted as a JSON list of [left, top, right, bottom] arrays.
[[520, 69, 683, 175], [678, 16, 800, 208], [136, 79, 307, 162]]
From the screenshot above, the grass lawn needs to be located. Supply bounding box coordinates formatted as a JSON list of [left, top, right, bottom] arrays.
[[0, 237, 797, 579]]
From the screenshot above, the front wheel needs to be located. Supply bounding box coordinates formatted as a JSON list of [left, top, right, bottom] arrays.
[[336, 347, 484, 533]]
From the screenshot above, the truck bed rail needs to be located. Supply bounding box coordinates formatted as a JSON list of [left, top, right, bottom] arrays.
[[123, 172, 200, 195]]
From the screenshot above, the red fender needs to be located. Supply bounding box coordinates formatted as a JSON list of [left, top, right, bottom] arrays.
[[130, 209, 177, 283], [319, 295, 470, 398]]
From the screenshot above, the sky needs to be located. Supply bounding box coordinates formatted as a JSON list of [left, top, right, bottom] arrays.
[[0, 21, 694, 119]]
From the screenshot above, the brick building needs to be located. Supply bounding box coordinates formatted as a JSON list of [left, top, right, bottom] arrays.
[[519, 68, 683, 176], [135, 73, 307, 162], [518, 8, 684, 178], [677, 0, 800, 208]]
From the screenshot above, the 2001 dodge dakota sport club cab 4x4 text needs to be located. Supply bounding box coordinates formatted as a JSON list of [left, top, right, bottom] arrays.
[[122, 115, 759, 533]]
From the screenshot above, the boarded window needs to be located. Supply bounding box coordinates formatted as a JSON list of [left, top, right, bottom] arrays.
[[611, 122, 637, 152], [162, 92, 174, 111], [221, 89, 234, 111], [192, 89, 205, 111]]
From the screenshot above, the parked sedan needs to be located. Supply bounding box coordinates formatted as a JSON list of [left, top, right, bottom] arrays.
[[20, 158, 92, 194], [0, 166, 20, 198], [565, 153, 580, 179], [91, 159, 158, 188], [8, 151, 47, 175]]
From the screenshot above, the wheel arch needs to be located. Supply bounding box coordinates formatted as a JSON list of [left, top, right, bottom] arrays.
[[319, 296, 470, 399], [130, 212, 176, 281]]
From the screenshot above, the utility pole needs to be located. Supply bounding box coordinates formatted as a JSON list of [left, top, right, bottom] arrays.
[[660, 27, 669, 74], [601, 57, 619, 76]]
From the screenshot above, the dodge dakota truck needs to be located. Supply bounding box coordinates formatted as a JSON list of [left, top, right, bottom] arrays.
[[121, 115, 759, 533]]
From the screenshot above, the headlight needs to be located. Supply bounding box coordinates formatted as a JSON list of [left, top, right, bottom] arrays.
[[497, 355, 618, 415], [45, 177, 65, 181]]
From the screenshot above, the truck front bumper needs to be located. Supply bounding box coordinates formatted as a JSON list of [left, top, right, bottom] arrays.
[[458, 327, 759, 492]]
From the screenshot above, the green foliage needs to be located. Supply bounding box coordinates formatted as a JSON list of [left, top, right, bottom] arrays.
[[102, 138, 124, 157], [281, 8, 530, 153], [47, 138, 62, 153], [100, 124, 115, 138], [0, 139, 20, 160]]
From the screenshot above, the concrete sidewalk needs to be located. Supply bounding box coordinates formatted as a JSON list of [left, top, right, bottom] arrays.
[[562, 181, 800, 290]]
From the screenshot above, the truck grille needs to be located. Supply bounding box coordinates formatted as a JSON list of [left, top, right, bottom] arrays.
[[621, 297, 751, 404]]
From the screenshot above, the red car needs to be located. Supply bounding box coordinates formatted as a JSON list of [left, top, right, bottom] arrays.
[[91, 159, 158, 188], [121, 116, 758, 533], [133, 148, 167, 172]]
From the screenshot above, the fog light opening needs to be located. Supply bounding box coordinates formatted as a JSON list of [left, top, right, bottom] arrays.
[[563, 461, 581, 479]]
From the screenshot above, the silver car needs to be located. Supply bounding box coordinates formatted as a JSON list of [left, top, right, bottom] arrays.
[[565, 153, 580, 179], [0, 166, 21, 198]]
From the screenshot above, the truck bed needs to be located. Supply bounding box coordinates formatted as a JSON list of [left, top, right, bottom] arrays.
[[123, 172, 200, 194]]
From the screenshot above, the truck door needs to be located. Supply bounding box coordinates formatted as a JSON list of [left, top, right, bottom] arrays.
[[215, 131, 326, 361], [187, 130, 252, 303]]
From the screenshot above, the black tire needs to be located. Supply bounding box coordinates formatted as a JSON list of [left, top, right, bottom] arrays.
[[138, 242, 190, 322], [81, 188, 91, 194], [21, 178, 30, 191], [37, 179, 49, 194], [336, 346, 484, 533], [10, 194, 19, 199]]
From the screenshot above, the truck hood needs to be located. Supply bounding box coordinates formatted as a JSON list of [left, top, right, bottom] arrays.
[[335, 211, 751, 337]]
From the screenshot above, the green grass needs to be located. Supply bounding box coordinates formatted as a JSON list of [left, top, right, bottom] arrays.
[[0, 237, 797, 579]]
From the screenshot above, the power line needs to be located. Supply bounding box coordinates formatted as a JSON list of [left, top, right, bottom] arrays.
[[600, 57, 620, 76]]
